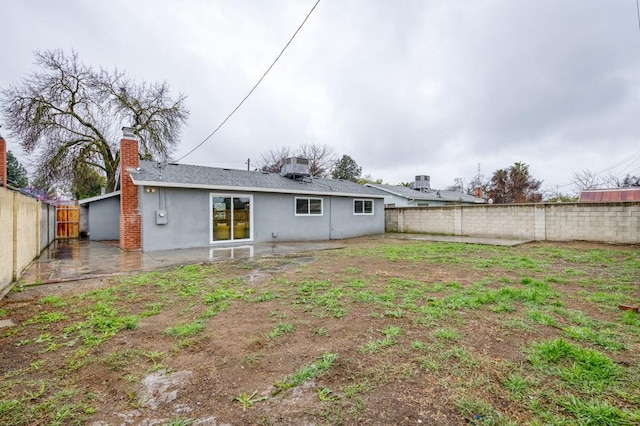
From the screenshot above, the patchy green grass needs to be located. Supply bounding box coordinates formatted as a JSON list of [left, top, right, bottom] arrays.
[[273, 352, 338, 392], [1, 240, 639, 425]]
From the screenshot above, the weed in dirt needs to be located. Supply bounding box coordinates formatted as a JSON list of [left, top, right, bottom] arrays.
[[141, 302, 164, 316], [233, 390, 269, 411], [526, 309, 559, 327], [563, 326, 626, 351], [317, 387, 340, 401], [24, 311, 68, 325], [410, 340, 428, 351], [456, 396, 515, 425], [267, 322, 295, 339], [38, 295, 67, 307], [527, 339, 621, 394], [433, 327, 460, 340], [273, 352, 338, 392], [585, 291, 630, 308], [559, 396, 640, 424], [164, 419, 196, 426], [164, 320, 205, 338], [502, 372, 534, 399], [313, 327, 327, 336], [253, 291, 277, 302]]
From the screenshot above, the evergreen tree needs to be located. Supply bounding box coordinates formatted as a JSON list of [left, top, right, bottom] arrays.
[[331, 155, 362, 182]]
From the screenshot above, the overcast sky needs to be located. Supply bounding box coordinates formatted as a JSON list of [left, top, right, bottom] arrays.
[[2, 0, 640, 195]]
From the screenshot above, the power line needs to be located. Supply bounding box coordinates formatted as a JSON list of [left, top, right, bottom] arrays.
[[595, 149, 640, 175], [177, 0, 322, 162], [637, 0, 640, 35]]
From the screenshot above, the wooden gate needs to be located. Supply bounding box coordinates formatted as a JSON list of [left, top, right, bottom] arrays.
[[56, 204, 80, 239]]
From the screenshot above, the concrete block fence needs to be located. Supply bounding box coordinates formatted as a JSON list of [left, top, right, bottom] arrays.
[[385, 202, 640, 244], [0, 186, 56, 297]]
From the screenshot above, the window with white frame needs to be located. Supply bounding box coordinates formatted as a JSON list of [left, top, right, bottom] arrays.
[[295, 197, 323, 215], [353, 199, 374, 215]]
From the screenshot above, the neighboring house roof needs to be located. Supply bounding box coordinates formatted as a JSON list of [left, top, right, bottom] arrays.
[[78, 191, 121, 205], [128, 160, 384, 198], [365, 183, 486, 204], [579, 187, 640, 202]]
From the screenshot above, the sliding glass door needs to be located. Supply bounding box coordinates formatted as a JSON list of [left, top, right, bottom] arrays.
[[211, 195, 252, 242]]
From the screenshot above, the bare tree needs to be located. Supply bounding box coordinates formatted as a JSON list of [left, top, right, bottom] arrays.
[[604, 173, 640, 188], [257, 143, 336, 176], [298, 143, 336, 177], [258, 146, 291, 173], [1, 49, 189, 192], [571, 170, 602, 193], [446, 177, 465, 193]]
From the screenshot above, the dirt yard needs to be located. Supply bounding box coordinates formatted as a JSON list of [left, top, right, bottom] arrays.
[[1, 237, 639, 425]]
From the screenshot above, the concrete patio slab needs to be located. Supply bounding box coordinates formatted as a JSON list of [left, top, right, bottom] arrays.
[[17, 239, 344, 286], [13, 233, 530, 290]]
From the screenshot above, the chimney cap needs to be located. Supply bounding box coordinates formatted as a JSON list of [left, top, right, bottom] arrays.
[[122, 126, 136, 138]]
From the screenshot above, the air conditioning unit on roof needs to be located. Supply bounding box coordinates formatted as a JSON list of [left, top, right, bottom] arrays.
[[280, 157, 311, 179], [412, 175, 430, 192]]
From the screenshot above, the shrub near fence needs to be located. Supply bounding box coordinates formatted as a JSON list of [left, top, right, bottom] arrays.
[[385, 202, 640, 244], [0, 186, 56, 297]]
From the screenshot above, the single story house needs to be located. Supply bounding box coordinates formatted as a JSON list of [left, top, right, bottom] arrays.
[[82, 129, 385, 251], [365, 179, 486, 207]]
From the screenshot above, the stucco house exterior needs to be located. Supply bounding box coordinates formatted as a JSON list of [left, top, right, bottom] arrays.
[[79, 191, 121, 241], [82, 129, 385, 251], [365, 182, 486, 207]]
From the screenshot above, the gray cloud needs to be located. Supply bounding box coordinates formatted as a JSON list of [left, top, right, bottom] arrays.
[[2, 0, 639, 193]]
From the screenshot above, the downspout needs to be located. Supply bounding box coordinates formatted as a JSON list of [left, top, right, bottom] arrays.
[[328, 196, 332, 240]]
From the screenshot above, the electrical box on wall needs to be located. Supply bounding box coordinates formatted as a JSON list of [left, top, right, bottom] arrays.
[[156, 210, 168, 225]]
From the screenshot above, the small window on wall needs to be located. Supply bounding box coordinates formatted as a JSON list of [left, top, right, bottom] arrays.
[[354, 199, 374, 215], [295, 197, 323, 215]]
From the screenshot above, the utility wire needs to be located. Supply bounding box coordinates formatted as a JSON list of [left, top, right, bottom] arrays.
[[177, 0, 322, 162], [637, 0, 640, 34], [595, 149, 640, 175]]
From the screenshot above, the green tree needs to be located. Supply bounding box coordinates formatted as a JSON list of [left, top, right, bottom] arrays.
[[357, 174, 383, 185], [489, 162, 542, 203], [71, 162, 106, 199], [6, 150, 28, 187], [1, 49, 189, 192], [331, 155, 362, 182]]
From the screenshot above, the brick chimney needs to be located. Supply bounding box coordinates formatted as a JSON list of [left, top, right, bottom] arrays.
[[474, 186, 483, 199], [119, 127, 141, 250], [0, 134, 7, 188]]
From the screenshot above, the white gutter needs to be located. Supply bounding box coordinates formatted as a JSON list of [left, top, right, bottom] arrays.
[[131, 179, 384, 199]]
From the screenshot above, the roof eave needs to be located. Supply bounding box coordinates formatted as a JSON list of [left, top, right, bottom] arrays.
[[130, 179, 384, 199]]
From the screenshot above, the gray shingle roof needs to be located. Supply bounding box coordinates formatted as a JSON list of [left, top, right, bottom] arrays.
[[129, 160, 384, 198], [365, 183, 486, 203]]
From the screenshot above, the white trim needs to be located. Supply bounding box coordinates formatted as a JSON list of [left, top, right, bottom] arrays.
[[131, 178, 383, 199], [210, 193, 254, 244], [78, 190, 121, 205], [294, 196, 323, 216], [353, 198, 374, 215]]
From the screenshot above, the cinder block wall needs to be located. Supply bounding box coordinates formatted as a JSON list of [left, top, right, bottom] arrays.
[[385, 202, 640, 243], [0, 188, 14, 294], [0, 187, 55, 297], [14, 192, 40, 282]]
